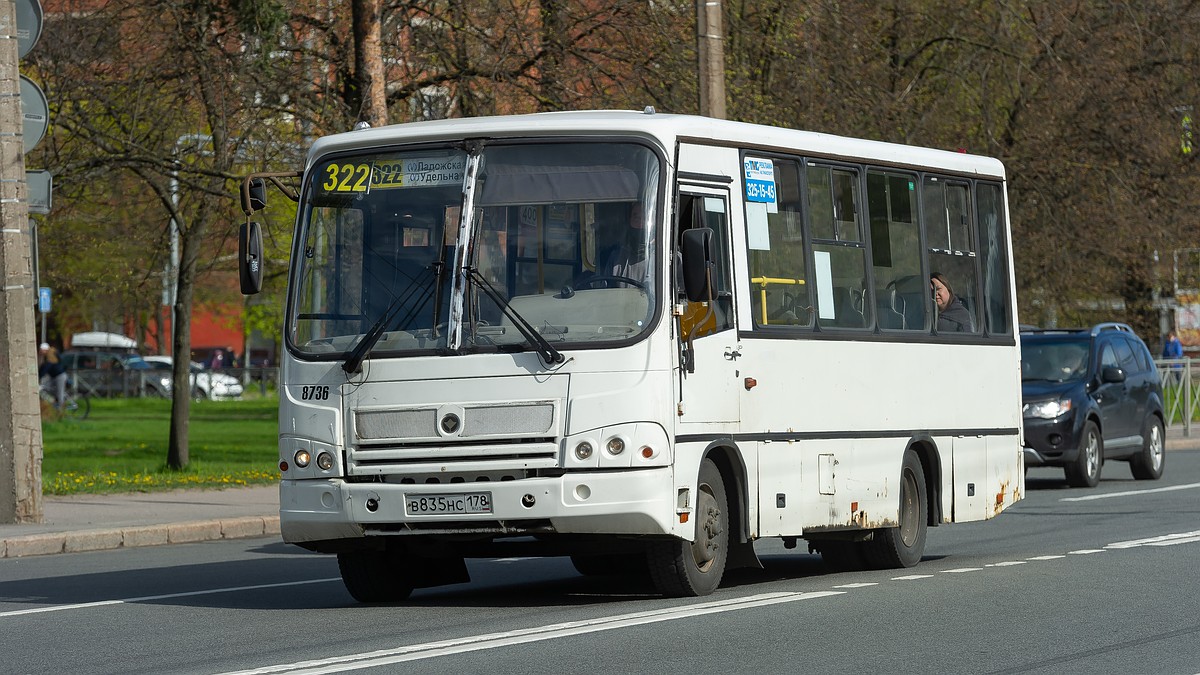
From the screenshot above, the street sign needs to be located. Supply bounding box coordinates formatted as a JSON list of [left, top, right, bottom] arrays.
[[15, 0, 42, 60], [38, 287, 50, 313], [26, 170, 51, 214], [19, 75, 48, 154]]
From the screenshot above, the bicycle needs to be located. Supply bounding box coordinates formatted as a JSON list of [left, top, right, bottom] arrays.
[[39, 382, 90, 421]]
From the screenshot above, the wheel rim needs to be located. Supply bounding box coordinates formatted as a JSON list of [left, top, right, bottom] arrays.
[[899, 467, 920, 546], [690, 485, 722, 572], [1148, 423, 1164, 470], [1085, 432, 1100, 478]]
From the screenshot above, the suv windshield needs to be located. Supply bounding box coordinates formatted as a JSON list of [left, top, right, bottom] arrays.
[[1022, 338, 1090, 383], [290, 140, 661, 359]]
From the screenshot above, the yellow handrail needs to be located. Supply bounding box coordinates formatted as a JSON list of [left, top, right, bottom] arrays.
[[750, 276, 805, 325]]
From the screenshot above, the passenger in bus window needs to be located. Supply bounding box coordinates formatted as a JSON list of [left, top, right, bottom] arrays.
[[931, 272, 974, 333]]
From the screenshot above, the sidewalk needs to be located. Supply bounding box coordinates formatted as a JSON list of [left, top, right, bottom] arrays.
[[3, 428, 1199, 559], [0, 484, 279, 559]]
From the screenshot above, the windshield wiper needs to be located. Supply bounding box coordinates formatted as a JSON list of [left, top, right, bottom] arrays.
[[465, 267, 563, 366], [342, 271, 434, 374]]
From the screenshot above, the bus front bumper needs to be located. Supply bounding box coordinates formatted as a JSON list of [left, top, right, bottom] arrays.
[[279, 468, 678, 544]]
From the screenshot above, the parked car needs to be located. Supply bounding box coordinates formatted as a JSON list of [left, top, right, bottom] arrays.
[[59, 351, 171, 398], [142, 355, 244, 400], [1021, 323, 1166, 487]]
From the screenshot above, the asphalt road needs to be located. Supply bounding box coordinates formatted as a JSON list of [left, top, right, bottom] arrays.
[[3, 449, 1199, 675]]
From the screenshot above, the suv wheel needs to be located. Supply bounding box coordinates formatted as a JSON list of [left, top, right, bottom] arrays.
[[1129, 416, 1165, 480], [1065, 420, 1102, 488]]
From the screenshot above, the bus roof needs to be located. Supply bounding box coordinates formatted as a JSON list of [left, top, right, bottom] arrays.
[[307, 109, 1007, 180]]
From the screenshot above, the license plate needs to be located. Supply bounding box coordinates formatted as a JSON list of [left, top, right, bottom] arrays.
[[405, 492, 493, 516]]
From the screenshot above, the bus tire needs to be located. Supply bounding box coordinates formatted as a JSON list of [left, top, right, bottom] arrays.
[[863, 449, 927, 569], [337, 549, 414, 603], [647, 458, 729, 597], [1065, 421, 1102, 488], [1129, 416, 1164, 480]]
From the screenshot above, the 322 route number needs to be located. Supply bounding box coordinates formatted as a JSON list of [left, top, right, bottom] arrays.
[[301, 385, 330, 400]]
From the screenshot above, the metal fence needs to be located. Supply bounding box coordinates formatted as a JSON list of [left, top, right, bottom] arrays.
[[66, 367, 278, 399], [1155, 358, 1197, 435]]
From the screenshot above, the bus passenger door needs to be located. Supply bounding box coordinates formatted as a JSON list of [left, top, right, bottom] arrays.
[[676, 189, 740, 424]]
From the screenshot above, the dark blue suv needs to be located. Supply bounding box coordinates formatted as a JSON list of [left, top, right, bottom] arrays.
[[1021, 323, 1165, 487]]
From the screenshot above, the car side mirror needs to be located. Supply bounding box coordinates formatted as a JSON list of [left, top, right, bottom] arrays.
[[239, 221, 264, 295], [681, 227, 714, 302], [1100, 365, 1126, 383]]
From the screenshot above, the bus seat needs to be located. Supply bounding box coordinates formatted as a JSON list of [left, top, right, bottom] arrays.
[[830, 287, 865, 328], [891, 275, 927, 331], [876, 293, 905, 329]]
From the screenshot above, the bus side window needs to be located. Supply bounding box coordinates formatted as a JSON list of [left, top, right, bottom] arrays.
[[809, 164, 872, 331], [924, 177, 980, 334], [867, 170, 922, 331], [746, 158, 811, 328]]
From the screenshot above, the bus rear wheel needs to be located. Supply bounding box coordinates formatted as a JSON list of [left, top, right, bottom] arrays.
[[337, 549, 414, 603], [862, 449, 928, 569], [647, 458, 729, 597]]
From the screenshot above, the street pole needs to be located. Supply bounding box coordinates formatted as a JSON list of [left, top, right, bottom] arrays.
[[696, 0, 726, 119], [0, 0, 42, 524]]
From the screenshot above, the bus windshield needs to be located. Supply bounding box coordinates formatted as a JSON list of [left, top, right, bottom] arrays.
[[289, 140, 661, 358]]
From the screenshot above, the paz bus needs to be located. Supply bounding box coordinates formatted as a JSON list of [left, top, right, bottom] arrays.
[[237, 109, 1023, 601]]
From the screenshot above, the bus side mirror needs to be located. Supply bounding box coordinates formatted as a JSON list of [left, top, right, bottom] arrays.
[[239, 221, 264, 295], [242, 178, 267, 214], [681, 227, 714, 302]]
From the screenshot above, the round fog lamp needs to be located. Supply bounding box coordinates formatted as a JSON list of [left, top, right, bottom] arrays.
[[316, 451, 334, 470], [606, 437, 625, 455], [294, 449, 311, 468], [574, 441, 594, 460]]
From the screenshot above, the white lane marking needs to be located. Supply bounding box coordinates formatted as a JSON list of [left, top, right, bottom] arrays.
[[1060, 482, 1200, 502], [941, 567, 982, 573], [1026, 555, 1065, 561], [833, 582, 878, 588], [890, 574, 934, 581], [216, 591, 845, 674], [1068, 549, 1105, 555], [1107, 530, 1200, 549], [0, 578, 340, 618], [987, 561, 1028, 567]]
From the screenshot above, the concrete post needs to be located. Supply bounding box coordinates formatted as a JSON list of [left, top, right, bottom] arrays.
[[0, 0, 42, 524]]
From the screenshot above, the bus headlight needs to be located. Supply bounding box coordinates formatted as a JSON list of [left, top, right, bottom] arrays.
[[606, 437, 626, 456], [316, 451, 334, 471], [294, 449, 312, 468], [574, 441, 594, 460]]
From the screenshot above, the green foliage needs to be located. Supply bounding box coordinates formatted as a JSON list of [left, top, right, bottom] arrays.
[[41, 397, 279, 495]]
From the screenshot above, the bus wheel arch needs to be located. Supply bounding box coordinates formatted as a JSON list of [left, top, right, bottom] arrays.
[[647, 451, 738, 597], [907, 437, 942, 527], [862, 446, 930, 569]]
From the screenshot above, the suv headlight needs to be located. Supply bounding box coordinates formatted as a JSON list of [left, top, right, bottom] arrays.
[[1023, 398, 1073, 419]]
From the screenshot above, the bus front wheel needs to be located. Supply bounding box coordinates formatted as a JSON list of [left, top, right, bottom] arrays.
[[647, 458, 729, 597], [863, 449, 928, 569]]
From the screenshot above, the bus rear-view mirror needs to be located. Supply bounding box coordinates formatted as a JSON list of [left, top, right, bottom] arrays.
[[239, 221, 264, 295], [681, 227, 714, 302]]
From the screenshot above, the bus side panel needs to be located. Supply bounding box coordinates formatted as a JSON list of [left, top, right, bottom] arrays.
[[757, 438, 899, 537]]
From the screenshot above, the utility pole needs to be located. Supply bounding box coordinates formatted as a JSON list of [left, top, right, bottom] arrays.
[[696, 0, 726, 119], [0, 0, 42, 524]]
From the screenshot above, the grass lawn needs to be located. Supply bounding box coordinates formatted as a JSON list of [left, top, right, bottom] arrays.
[[41, 397, 280, 495]]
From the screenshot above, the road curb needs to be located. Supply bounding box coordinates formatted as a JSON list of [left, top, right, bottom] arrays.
[[1, 516, 281, 559]]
